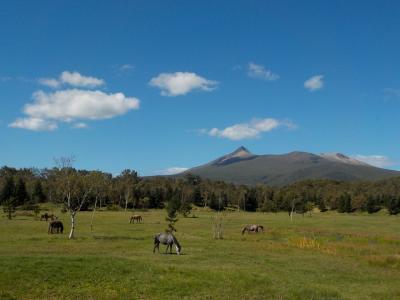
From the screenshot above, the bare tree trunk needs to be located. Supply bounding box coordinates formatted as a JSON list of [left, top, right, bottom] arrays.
[[290, 199, 295, 221], [69, 211, 76, 239], [90, 196, 98, 234]]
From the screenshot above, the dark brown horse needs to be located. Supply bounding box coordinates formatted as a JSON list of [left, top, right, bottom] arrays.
[[40, 213, 55, 222], [129, 215, 142, 223], [242, 224, 265, 235], [48, 220, 63, 234]]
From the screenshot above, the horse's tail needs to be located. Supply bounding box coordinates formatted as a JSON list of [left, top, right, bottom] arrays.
[[60, 222, 64, 233]]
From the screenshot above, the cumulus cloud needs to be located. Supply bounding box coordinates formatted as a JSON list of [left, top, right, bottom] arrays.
[[10, 89, 140, 131], [205, 118, 296, 141], [38, 71, 104, 88], [304, 75, 324, 91], [155, 167, 189, 175], [149, 72, 218, 96], [351, 155, 395, 168], [9, 118, 57, 131], [247, 63, 279, 81]]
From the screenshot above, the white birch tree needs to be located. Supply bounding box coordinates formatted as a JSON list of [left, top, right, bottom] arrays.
[[54, 157, 92, 239]]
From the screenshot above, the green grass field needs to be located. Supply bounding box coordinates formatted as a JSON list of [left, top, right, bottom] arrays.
[[1, 207, 399, 299]]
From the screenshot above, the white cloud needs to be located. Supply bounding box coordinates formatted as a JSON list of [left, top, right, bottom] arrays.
[[38, 71, 104, 88], [72, 122, 88, 129], [9, 118, 57, 131], [120, 64, 134, 71], [149, 72, 218, 96], [38, 78, 61, 88], [304, 75, 324, 91], [10, 89, 140, 131], [351, 155, 395, 168], [247, 63, 279, 81], [205, 118, 296, 141], [155, 167, 189, 175], [60, 71, 104, 88]]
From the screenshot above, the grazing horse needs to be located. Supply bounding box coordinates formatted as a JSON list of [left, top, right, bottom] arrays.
[[129, 215, 142, 223], [48, 220, 64, 234], [153, 233, 181, 255], [40, 213, 55, 222], [242, 224, 265, 235]]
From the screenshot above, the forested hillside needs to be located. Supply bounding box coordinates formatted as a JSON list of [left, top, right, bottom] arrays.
[[1, 166, 400, 215]]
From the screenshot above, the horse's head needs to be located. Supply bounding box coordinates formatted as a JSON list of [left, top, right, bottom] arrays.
[[241, 226, 248, 235]]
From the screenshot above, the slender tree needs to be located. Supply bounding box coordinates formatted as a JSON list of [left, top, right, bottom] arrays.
[[54, 157, 92, 239], [165, 193, 180, 233], [32, 180, 46, 203], [0, 177, 15, 204], [3, 197, 16, 219], [14, 178, 29, 206]]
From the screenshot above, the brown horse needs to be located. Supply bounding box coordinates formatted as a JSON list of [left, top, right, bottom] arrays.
[[129, 215, 142, 223], [242, 224, 265, 235], [40, 213, 55, 222], [48, 220, 64, 234]]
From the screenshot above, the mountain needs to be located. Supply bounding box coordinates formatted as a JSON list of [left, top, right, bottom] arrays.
[[179, 147, 400, 186]]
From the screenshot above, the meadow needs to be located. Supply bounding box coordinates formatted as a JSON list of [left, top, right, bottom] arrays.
[[0, 207, 399, 300]]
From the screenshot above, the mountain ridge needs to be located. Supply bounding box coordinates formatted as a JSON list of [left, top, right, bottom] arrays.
[[177, 147, 399, 186]]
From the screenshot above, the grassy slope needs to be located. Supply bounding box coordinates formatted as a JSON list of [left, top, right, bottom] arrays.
[[0, 208, 399, 299]]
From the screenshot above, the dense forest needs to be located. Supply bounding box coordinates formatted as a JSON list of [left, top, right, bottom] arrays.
[[1, 165, 400, 216]]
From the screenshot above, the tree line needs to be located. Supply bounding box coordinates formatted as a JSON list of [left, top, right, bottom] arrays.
[[1, 165, 400, 217]]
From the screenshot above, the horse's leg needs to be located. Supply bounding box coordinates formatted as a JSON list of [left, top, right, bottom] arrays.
[[153, 242, 157, 253]]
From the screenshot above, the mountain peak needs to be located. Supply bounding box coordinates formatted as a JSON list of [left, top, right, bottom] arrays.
[[211, 146, 255, 166], [319, 152, 369, 166], [232, 146, 251, 155]]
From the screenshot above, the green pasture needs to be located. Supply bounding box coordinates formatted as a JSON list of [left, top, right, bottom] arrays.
[[0, 207, 399, 299]]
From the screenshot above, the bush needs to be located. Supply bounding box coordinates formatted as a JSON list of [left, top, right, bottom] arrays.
[[366, 198, 381, 214], [3, 197, 16, 219], [388, 198, 400, 215]]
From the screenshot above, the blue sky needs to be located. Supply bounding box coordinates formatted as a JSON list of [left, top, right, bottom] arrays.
[[1, 1, 400, 175]]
